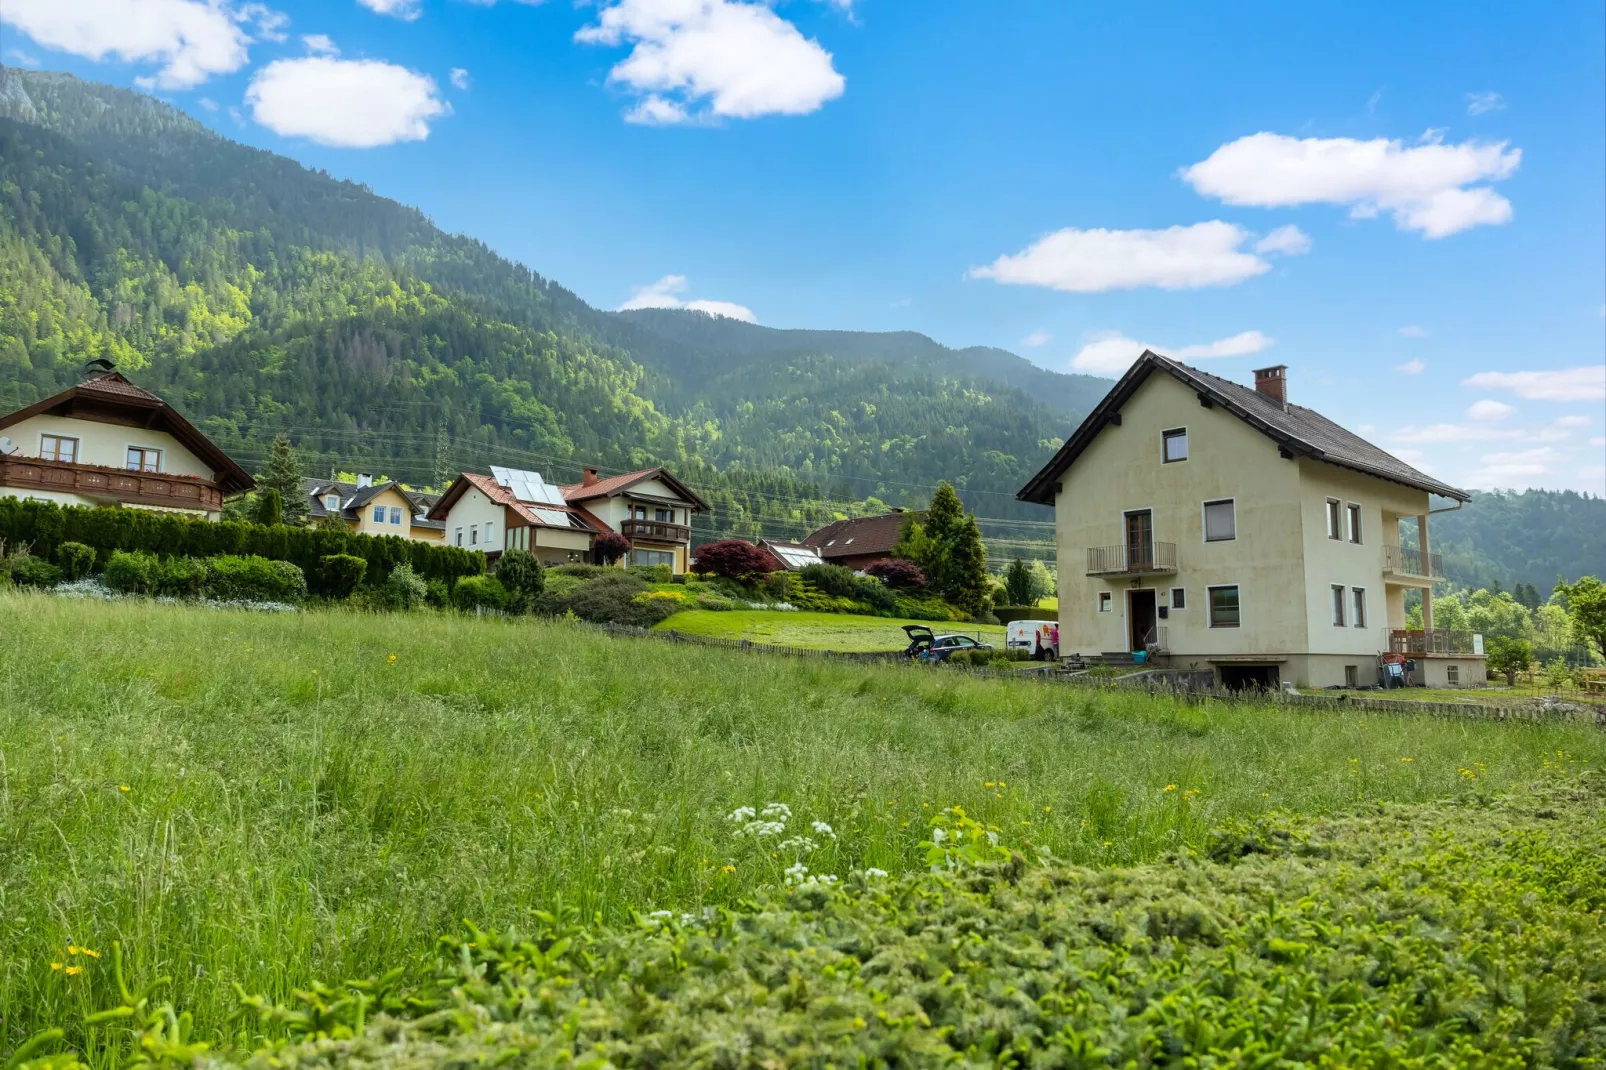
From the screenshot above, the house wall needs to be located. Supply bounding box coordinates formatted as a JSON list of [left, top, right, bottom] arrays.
[[410, 525, 445, 543], [440, 485, 506, 550], [1053, 372, 1308, 659], [8, 413, 214, 479], [576, 480, 696, 574], [348, 487, 418, 539]]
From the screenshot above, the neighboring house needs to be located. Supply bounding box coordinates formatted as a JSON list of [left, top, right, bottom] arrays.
[[560, 467, 710, 574], [429, 467, 601, 566], [757, 539, 823, 572], [0, 369, 252, 520], [303, 476, 445, 542], [802, 511, 908, 571], [1017, 354, 1484, 690]]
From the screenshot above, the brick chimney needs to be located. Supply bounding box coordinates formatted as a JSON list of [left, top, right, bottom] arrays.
[[1253, 365, 1288, 406], [582, 467, 599, 487]]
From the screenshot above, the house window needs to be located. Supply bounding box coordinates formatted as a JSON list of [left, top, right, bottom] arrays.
[[1331, 584, 1346, 627], [39, 434, 79, 462], [324, 494, 340, 511], [1352, 587, 1367, 629], [1098, 592, 1113, 613], [1345, 665, 1359, 688], [455, 527, 463, 546], [1171, 587, 1186, 610], [1326, 498, 1342, 540], [469, 526, 478, 545], [1203, 499, 1236, 542], [1162, 428, 1189, 463], [1447, 665, 1460, 685], [633, 549, 675, 567], [483, 522, 494, 544], [126, 447, 161, 473], [655, 507, 674, 522], [1208, 585, 1240, 628], [1346, 503, 1362, 544], [633, 505, 648, 520], [389, 506, 403, 525], [373, 505, 386, 523]]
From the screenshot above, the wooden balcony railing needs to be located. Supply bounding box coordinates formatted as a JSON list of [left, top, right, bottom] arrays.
[[1383, 544, 1444, 580], [1388, 628, 1482, 656], [621, 519, 691, 543], [1086, 541, 1177, 576], [0, 456, 222, 511]]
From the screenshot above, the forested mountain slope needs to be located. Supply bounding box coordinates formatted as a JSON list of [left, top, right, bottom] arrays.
[[0, 66, 1094, 542], [1432, 490, 1605, 595]]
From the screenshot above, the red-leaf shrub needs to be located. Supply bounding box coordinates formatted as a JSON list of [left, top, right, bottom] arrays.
[[693, 539, 775, 578], [866, 558, 927, 590], [594, 531, 632, 565]]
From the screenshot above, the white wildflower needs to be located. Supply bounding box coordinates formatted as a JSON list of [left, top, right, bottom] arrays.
[[932, 828, 948, 844], [738, 820, 786, 838], [727, 806, 756, 823], [760, 802, 792, 821], [811, 820, 836, 839], [784, 862, 810, 885], [864, 868, 889, 879], [777, 836, 820, 853]]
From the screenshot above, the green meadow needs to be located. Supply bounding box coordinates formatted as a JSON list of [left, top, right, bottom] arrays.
[[653, 608, 1006, 650], [2, 590, 1601, 1049]]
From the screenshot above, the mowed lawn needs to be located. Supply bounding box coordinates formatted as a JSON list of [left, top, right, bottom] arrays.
[[4, 590, 1602, 1047], [654, 608, 1006, 651]]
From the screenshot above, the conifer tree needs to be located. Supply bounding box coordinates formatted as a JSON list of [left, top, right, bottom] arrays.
[[946, 513, 991, 616], [1003, 557, 1036, 606], [258, 434, 306, 525]]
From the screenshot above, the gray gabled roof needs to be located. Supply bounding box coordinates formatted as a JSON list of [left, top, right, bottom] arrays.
[[1018, 352, 1469, 505], [303, 478, 446, 530]]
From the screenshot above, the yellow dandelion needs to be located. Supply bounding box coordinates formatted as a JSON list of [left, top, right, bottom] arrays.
[[67, 946, 80, 956], [984, 781, 995, 788], [387, 653, 398, 664], [1399, 757, 1414, 764], [722, 864, 735, 874], [80, 947, 100, 958], [65, 966, 82, 976], [1163, 784, 1177, 792], [118, 785, 131, 793], [50, 962, 62, 971], [1044, 806, 1052, 813]]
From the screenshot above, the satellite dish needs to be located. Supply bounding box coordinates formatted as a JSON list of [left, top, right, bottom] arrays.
[[0, 437, 15, 456]]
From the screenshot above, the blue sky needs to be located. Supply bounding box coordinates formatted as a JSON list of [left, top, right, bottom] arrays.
[[4, 0, 1604, 493]]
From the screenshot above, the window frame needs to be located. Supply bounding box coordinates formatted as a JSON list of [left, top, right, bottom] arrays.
[[324, 494, 340, 512], [1161, 427, 1189, 464], [1346, 502, 1363, 544], [469, 526, 478, 545], [1331, 584, 1347, 627], [39, 434, 79, 463], [1202, 498, 1237, 543], [125, 446, 162, 473], [1447, 665, 1460, 685], [1207, 584, 1241, 629], [1325, 498, 1343, 540], [372, 505, 386, 523], [1352, 587, 1368, 629], [483, 522, 494, 544], [1171, 587, 1186, 610], [389, 506, 403, 525], [1097, 592, 1113, 613], [454, 527, 463, 546]]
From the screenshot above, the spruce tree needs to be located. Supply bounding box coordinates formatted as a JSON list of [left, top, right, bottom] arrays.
[[946, 513, 991, 616], [921, 482, 965, 593], [258, 434, 306, 525], [252, 488, 284, 527], [1003, 557, 1035, 606]]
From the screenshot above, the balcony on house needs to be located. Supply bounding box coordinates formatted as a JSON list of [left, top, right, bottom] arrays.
[[620, 518, 691, 543], [1382, 544, 1444, 582], [1086, 541, 1177, 577], [0, 455, 223, 511], [1387, 628, 1481, 656]]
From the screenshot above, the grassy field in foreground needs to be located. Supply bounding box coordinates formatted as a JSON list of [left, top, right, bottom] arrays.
[[654, 608, 1005, 650], [3, 590, 1602, 1050]]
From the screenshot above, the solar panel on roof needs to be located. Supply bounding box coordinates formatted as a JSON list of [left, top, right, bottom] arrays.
[[531, 508, 572, 527]]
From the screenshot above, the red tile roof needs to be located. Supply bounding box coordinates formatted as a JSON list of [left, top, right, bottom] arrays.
[[560, 466, 710, 511], [77, 374, 164, 402], [803, 512, 907, 560], [458, 472, 599, 531]]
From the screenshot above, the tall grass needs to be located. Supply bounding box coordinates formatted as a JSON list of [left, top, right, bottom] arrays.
[[2, 590, 1600, 1047]]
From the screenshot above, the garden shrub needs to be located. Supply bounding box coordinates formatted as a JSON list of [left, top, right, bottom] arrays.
[[626, 563, 673, 583], [55, 541, 96, 581], [865, 558, 926, 590], [894, 593, 967, 621], [11, 553, 63, 588], [992, 604, 1055, 625], [800, 562, 859, 598], [453, 574, 510, 613], [424, 579, 451, 609], [155, 556, 209, 598], [550, 563, 604, 579], [592, 531, 631, 566], [384, 563, 428, 611], [75, 779, 1606, 1068], [695, 593, 736, 610], [204, 555, 306, 602], [494, 549, 545, 613], [317, 554, 368, 600], [565, 573, 680, 627], [103, 551, 157, 595], [693, 539, 774, 578]]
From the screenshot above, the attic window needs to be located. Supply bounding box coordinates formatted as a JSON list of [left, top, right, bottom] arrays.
[[325, 494, 339, 511], [1162, 428, 1189, 463]]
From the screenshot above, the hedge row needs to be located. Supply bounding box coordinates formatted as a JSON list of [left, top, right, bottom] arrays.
[[0, 498, 483, 585], [46, 776, 1606, 1067]]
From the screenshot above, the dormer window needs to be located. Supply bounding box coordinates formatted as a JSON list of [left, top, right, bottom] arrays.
[[324, 494, 340, 511]]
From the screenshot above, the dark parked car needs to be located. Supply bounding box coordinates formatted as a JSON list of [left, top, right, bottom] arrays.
[[902, 624, 995, 661]]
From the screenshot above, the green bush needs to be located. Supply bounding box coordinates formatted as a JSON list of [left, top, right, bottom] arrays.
[[384, 563, 428, 611], [494, 549, 545, 613], [317, 554, 368, 600], [550, 563, 604, 579], [894, 593, 966, 621], [800, 562, 859, 597], [55, 541, 96, 581], [992, 604, 1056, 625], [76, 780, 1606, 1068], [204, 555, 306, 602], [626, 563, 673, 583], [425, 578, 451, 609], [695, 593, 736, 610], [11, 554, 63, 588], [453, 574, 509, 613], [156, 556, 209, 598], [565, 573, 680, 627], [103, 551, 157, 594]]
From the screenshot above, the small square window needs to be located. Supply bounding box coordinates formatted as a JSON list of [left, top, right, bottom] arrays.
[[1162, 428, 1189, 463], [1098, 592, 1113, 613], [325, 494, 340, 511], [1171, 587, 1186, 610], [1346, 503, 1362, 544], [1208, 585, 1240, 628], [1203, 499, 1236, 542]]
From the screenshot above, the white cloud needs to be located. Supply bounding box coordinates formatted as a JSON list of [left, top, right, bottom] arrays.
[[1393, 423, 1526, 444], [1020, 329, 1051, 348], [1397, 325, 1428, 338], [197, 96, 218, 110], [302, 33, 339, 55], [246, 57, 449, 148], [357, 0, 421, 20], [970, 221, 1274, 293], [1181, 131, 1521, 238], [1070, 329, 1273, 375], [1555, 415, 1591, 428], [1590, 436, 1606, 448], [619, 275, 756, 322], [576, 0, 845, 124], [1466, 399, 1514, 422], [450, 67, 471, 90], [1465, 91, 1504, 116], [1461, 366, 1606, 402], [1253, 224, 1312, 257], [1393, 358, 1426, 374], [4, 49, 42, 67], [1463, 447, 1561, 489], [0, 0, 278, 89]]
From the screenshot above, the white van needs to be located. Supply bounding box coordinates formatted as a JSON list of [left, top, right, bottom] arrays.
[[1006, 619, 1059, 660]]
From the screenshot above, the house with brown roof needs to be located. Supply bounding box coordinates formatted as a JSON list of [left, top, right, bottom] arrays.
[[559, 466, 710, 574], [428, 468, 602, 565], [1018, 352, 1484, 690], [303, 476, 446, 543], [0, 369, 252, 520], [802, 510, 908, 571]]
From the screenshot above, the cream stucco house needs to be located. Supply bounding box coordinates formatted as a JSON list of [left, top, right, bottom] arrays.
[[0, 370, 253, 519], [303, 476, 446, 542], [558, 467, 709, 574], [1017, 353, 1485, 690]]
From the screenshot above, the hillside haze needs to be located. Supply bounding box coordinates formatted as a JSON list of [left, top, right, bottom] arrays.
[[0, 66, 1106, 543]]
